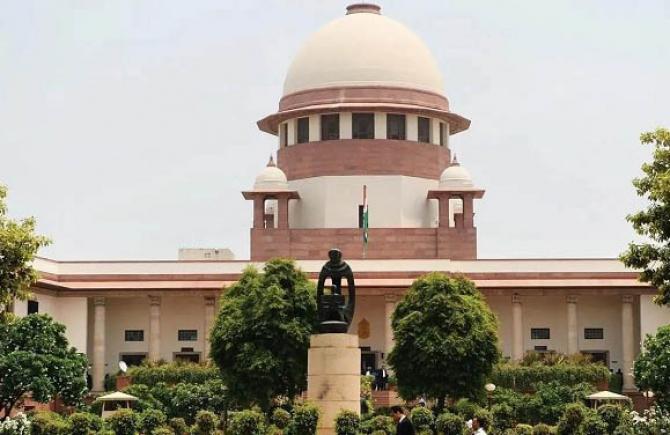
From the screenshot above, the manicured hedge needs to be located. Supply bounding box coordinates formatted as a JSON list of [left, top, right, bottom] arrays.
[[491, 363, 610, 391], [127, 362, 220, 386]]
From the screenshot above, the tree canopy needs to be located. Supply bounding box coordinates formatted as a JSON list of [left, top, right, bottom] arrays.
[[0, 184, 50, 322], [388, 273, 500, 411], [209, 258, 317, 410], [621, 128, 670, 305], [634, 324, 670, 409], [0, 314, 88, 419]]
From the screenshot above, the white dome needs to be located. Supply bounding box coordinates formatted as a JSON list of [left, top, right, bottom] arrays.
[[283, 4, 444, 96], [439, 162, 474, 189], [254, 159, 288, 191]]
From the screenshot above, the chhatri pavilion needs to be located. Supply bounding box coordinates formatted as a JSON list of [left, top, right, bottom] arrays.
[[16, 3, 670, 394]]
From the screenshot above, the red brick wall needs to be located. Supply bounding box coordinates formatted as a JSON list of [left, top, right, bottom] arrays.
[[277, 139, 451, 180], [250, 227, 477, 261]]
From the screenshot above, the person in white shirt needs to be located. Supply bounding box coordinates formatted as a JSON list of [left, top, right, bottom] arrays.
[[471, 417, 487, 435]]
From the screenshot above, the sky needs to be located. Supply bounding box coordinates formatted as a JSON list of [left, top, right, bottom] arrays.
[[1, 0, 669, 261]]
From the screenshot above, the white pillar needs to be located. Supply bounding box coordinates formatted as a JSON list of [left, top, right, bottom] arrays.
[[203, 296, 216, 361], [384, 294, 397, 360], [92, 297, 106, 392], [407, 114, 418, 141], [621, 295, 635, 391], [567, 295, 579, 355], [374, 112, 386, 139], [149, 296, 161, 362], [512, 294, 524, 361], [340, 112, 352, 139]]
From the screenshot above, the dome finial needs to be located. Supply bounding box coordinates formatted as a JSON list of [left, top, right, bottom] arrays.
[[451, 154, 460, 166], [346, 3, 381, 15], [267, 155, 276, 167]]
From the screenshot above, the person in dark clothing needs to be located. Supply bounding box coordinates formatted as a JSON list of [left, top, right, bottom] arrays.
[[391, 406, 415, 435]]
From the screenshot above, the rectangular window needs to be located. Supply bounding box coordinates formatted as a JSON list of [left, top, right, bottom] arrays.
[[297, 117, 309, 144], [534, 346, 548, 352], [124, 330, 144, 342], [120, 353, 146, 367], [358, 205, 364, 228], [27, 300, 39, 315], [418, 117, 431, 143], [321, 114, 340, 140], [439, 122, 446, 146], [386, 114, 406, 140], [280, 123, 288, 147], [531, 328, 551, 340], [178, 329, 198, 341], [584, 328, 604, 340], [352, 113, 375, 139]]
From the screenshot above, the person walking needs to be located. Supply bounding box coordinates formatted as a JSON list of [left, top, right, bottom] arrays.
[[471, 417, 487, 435], [391, 406, 415, 435]]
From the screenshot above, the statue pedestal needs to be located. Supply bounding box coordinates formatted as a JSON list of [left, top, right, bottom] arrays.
[[307, 334, 361, 435]]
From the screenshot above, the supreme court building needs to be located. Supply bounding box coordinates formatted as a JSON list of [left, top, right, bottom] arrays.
[[16, 3, 670, 394]]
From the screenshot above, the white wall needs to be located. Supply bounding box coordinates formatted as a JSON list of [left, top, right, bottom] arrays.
[[15, 294, 88, 354], [350, 295, 386, 353], [105, 297, 151, 371], [288, 175, 439, 228], [577, 295, 623, 370], [640, 294, 670, 343]]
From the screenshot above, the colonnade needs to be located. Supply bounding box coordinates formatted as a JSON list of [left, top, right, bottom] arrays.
[[91, 295, 218, 392]]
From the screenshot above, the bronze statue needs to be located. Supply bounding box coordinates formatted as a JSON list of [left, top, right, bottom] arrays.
[[316, 249, 356, 333]]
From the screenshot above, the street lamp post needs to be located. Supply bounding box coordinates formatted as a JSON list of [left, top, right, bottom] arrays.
[[485, 383, 496, 409], [643, 390, 654, 409]]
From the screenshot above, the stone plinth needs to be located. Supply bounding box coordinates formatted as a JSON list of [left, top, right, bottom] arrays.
[[308, 334, 361, 435]]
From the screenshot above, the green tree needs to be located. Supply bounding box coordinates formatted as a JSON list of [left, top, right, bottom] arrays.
[[634, 324, 670, 409], [388, 273, 500, 411], [0, 185, 50, 322], [210, 258, 317, 410], [0, 314, 88, 419], [621, 128, 670, 305]]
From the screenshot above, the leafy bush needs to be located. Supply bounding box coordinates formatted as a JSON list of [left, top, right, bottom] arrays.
[[152, 428, 173, 435], [127, 362, 220, 387], [335, 410, 360, 435], [107, 409, 139, 435], [492, 403, 516, 431], [168, 417, 189, 435], [0, 413, 30, 435], [580, 412, 607, 435], [410, 406, 434, 432], [227, 409, 265, 435], [191, 410, 220, 435], [597, 404, 626, 433], [123, 383, 166, 412], [473, 408, 492, 431], [29, 411, 70, 435], [531, 423, 553, 435], [68, 412, 102, 435], [435, 413, 465, 435], [139, 408, 167, 434], [514, 423, 533, 435], [289, 403, 320, 435], [492, 362, 610, 391], [271, 408, 291, 429], [367, 415, 394, 435], [556, 403, 587, 435], [453, 398, 479, 420]]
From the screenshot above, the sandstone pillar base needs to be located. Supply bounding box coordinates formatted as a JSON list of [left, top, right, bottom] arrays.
[[307, 334, 361, 435]]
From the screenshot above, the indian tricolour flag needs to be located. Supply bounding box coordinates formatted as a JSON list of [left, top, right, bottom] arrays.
[[362, 185, 369, 253]]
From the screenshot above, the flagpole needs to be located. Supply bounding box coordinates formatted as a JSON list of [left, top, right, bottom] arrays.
[[363, 185, 368, 259]]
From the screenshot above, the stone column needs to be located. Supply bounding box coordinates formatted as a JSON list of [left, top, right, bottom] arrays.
[[92, 297, 106, 392], [203, 296, 217, 361], [149, 296, 161, 362], [462, 193, 474, 228], [512, 294, 524, 361], [621, 295, 635, 391], [277, 196, 289, 229], [567, 295, 579, 355], [253, 197, 265, 229], [384, 294, 397, 360]]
